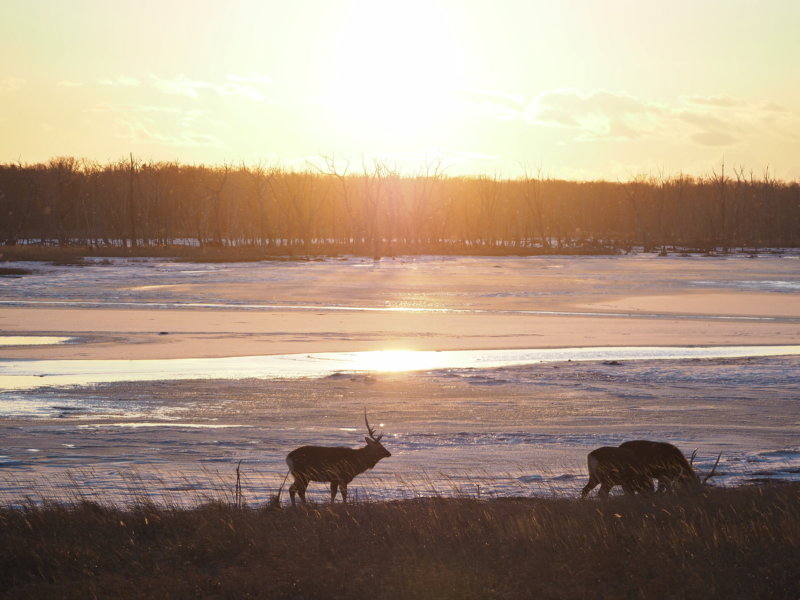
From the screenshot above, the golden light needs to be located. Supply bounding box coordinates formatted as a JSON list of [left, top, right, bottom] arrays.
[[350, 349, 448, 372], [322, 0, 470, 147]]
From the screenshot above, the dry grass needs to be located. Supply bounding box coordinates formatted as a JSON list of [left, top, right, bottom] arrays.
[[1, 483, 798, 599]]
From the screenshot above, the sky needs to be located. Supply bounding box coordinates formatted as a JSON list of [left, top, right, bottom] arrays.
[[1, 0, 799, 180]]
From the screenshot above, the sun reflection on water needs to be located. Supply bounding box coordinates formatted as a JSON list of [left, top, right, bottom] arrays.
[[347, 350, 449, 372], [2, 345, 799, 393], [0, 336, 74, 346]]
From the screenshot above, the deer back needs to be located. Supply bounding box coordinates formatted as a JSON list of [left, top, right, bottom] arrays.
[[287, 441, 390, 483], [620, 440, 700, 487], [588, 446, 650, 485]]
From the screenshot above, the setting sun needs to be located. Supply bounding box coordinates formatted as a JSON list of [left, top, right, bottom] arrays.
[[320, 0, 469, 148], [3, 0, 797, 177]]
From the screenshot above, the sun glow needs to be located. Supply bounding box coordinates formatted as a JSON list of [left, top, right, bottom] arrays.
[[350, 349, 449, 373], [322, 0, 470, 147]]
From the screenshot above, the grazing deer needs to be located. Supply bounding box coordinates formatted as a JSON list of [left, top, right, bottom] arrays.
[[581, 441, 721, 499], [285, 411, 391, 506], [619, 440, 699, 493], [581, 446, 655, 499]]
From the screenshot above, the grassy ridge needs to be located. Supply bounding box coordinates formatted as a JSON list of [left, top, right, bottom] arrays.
[[2, 484, 799, 599]]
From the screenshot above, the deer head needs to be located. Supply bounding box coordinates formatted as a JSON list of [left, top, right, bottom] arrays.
[[363, 409, 391, 460]]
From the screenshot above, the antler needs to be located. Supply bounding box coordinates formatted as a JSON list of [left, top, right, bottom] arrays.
[[689, 449, 698, 467], [702, 452, 722, 484], [364, 409, 382, 442]]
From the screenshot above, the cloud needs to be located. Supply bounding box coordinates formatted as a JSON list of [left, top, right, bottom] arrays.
[[1, 78, 24, 92], [74, 73, 278, 152], [89, 103, 221, 148], [677, 99, 800, 146], [217, 81, 269, 102], [150, 74, 274, 102], [151, 76, 214, 99], [464, 88, 668, 141], [460, 90, 525, 122], [98, 76, 141, 87], [90, 73, 275, 102], [468, 87, 799, 149], [674, 110, 744, 146], [682, 95, 746, 108], [526, 89, 666, 141], [761, 101, 791, 113], [227, 74, 273, 85]]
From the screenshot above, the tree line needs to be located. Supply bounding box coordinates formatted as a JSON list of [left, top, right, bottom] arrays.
[[1, 156, 798, 256]]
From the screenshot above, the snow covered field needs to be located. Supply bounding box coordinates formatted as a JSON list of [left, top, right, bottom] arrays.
[[0, 253, 798, 505]]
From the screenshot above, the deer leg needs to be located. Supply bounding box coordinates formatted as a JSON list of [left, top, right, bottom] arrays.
[[330, 481, 339, 503], [340, 483, 348, 503], [598, 483, 612, 499], [289, 477, 308, 505], [581, 475, 599, 499], [297, 482, 307, 503]]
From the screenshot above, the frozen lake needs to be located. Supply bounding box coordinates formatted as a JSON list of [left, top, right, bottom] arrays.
[[0, 254, 798, 505]]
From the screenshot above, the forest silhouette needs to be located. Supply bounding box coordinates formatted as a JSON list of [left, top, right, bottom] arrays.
[[2, 157, 798, 257]]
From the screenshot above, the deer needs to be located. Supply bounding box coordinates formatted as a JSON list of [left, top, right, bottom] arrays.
[[581, 441, 721, 499], [619, 440, 700, 493], [580, 446, 656, 499], [285, 410, 391, 506]]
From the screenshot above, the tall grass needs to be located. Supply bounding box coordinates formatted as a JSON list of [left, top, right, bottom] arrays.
[[2, 483, 798, 599]]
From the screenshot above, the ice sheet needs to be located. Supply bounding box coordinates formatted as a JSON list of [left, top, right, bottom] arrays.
[[1, 254, 798, 505]]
